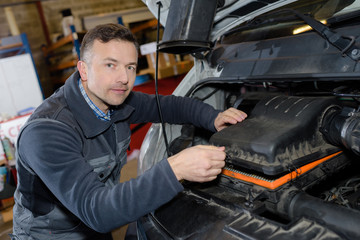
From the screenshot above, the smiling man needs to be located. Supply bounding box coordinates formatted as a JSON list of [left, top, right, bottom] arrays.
[[78, 34, 138, 111], [11, 23, 247, 240]]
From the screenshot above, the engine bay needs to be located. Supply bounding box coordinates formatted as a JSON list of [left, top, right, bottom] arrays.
[[161, 82, 360, 239], [139, 1, 360, 238]]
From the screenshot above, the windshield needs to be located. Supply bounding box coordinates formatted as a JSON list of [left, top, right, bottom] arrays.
[[221, 0, 360, 43]]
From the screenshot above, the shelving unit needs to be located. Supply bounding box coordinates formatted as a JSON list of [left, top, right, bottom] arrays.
[[133, 20, 194, 80], [0, 33, 44, 117], [0, 33, 42, 214], [41, 26, 84, 86], [0, 33, 39, 81], [0, 42, 22, 55]]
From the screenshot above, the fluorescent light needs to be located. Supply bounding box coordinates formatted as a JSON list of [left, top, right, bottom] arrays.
[[293, 20, 327, 35]]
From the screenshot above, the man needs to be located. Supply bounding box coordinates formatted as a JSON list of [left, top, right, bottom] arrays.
[[12, 23, 247, 239]]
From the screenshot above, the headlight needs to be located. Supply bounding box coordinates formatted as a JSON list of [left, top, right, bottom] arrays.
[[138, 123, 167, 175]]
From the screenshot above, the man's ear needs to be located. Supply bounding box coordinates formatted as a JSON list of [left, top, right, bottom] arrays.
[[77, 61, 88, 80]]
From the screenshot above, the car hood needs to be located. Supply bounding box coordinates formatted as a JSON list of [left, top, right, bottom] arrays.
[[142, 0, 298, 41], [142, 0, 360, 89]]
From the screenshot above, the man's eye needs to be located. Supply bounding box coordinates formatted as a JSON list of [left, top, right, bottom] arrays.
[[128, 66, 136, 71], [106, 63, 114, 68]]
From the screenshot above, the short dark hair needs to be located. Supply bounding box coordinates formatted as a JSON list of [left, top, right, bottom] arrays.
[[80, 23, 139, 62]]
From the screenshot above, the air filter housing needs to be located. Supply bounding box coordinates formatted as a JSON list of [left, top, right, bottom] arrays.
[[210, 96, 341, 176]]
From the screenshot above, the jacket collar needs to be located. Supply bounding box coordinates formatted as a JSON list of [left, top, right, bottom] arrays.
[[63, 71, 134, 138]]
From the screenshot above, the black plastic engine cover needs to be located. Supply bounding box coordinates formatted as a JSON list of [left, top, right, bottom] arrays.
[[210, 96, 341, 175]]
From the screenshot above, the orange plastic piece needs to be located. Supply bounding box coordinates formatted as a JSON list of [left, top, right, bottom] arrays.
[[222, 151, 342, 190]]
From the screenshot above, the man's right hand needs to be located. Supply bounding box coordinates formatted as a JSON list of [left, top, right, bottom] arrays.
[[168, 145, 226, 182]]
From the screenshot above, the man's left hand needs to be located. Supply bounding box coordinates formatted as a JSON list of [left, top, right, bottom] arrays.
[[214, 107, 247, 131]]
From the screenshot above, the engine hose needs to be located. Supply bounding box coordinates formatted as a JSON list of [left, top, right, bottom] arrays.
[[340, 114, 360, 155], [286, 191, 360, 239], [321, 106, 360, 156]]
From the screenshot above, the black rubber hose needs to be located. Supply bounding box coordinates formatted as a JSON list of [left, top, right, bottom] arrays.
[[320, 107, 360, 156], [286, 191, 360, 239]]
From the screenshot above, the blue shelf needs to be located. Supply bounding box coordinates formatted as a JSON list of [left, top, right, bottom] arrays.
[[0, 33, 44, 99]]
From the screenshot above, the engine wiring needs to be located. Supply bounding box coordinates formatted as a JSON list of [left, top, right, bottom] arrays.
[[323, 177, 360, 209]]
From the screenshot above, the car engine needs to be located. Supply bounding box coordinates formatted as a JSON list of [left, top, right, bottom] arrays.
[[139, 0, 360, 239], [144, 82, 360, 239]]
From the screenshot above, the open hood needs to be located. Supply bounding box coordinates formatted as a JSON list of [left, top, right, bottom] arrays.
[[138, 1, 360, 239], [142, 0, 298, 53]]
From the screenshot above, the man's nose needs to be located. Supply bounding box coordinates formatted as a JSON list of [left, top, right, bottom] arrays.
[[116, 67, 129, 84]]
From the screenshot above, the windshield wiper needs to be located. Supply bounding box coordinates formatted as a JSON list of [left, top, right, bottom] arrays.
[[327, 9, 360, 25], [287, 9, 360, 61], [222, 9, 360, 61]]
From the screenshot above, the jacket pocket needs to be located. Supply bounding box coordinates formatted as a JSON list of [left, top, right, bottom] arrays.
[[87, 155, 116, 183]]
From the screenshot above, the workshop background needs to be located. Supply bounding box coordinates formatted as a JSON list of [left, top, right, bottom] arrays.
[[0, 0, 192, 239]]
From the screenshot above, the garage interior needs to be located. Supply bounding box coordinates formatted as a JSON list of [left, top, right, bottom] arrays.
[[0, 0, 191, 239], [3, 1, 360, 239]]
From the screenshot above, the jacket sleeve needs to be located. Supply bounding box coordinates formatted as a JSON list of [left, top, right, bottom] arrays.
[[126, 91, 221, 132], [18, 120, 183, 233]]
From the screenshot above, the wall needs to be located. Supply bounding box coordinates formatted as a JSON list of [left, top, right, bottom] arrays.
[[0, 0, 146, 97]]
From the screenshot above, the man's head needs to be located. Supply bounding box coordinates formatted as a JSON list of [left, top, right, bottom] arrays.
[[77, 24, 139, 113], [80, 23, 139, 65]]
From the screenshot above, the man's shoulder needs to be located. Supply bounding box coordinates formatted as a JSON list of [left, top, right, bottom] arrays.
[[28, 88, 76, 126]]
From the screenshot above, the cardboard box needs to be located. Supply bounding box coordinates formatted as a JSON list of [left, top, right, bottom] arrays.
[[139, 42, 194, 79], [140, 41, 177, 69], [0, 114, 30, 165], [152, 60, 193, 79], [145, 52, 176, 69]]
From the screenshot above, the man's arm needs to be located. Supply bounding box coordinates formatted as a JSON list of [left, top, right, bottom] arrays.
[[168, 107, 247, 182], [18, 120, 183, 233], [168, 145, 226, 182], [127, 92, 221, 131], [214, 107, 247, 131], [128, 92, 248, 182]]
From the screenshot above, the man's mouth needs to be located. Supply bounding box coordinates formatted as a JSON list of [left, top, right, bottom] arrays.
[[111, 88, 128, 94]]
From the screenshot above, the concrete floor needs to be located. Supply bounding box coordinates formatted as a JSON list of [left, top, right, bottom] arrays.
[[0, 158, 138, 240]]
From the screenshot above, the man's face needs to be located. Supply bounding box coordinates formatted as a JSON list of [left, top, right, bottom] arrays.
[[77, 39, 138, 113]]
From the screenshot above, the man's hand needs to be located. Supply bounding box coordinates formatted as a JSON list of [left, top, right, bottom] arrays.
[[168, 145, 226, 182], [214, 107, 247, 131]]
